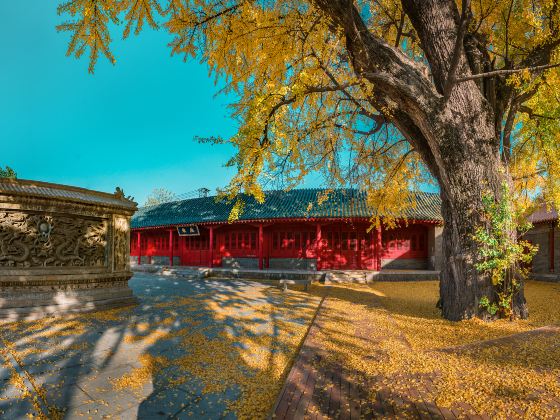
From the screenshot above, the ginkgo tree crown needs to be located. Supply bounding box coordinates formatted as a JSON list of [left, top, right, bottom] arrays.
[[56, 0, 560, 223]]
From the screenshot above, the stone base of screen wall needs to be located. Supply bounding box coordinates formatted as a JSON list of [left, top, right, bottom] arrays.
[[0, 273, 137, 320], [0, 179, 137, 321]]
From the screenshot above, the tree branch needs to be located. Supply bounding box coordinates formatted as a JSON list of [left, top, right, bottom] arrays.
[[394, 11, 406, 47], [261, 82, 361, 146], [442, 0, 471, 100], [312, 0, 437, 110], [519, 105, 558, 120], [456, 62, 560, 83]]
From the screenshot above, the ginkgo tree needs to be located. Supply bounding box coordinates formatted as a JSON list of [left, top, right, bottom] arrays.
[[56, 0, 560, 321], [144, 188, 178, 207]]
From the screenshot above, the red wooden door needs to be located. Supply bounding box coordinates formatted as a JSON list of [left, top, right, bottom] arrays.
[[340, 231, 359, 269], [269, 230, 315, 259], [321, 228, 361, 270], [320, 226, 375, 270], [381, 225, 428, 260], [359, 231, 375, 270], [180, 235, 210, 266]]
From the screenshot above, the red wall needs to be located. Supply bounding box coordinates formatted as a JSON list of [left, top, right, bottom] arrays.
[[131, 220, 431, 270]]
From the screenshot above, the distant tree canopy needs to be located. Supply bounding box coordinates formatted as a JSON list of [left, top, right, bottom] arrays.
[[0, 166, 17, 179], [144, 188, 178, 207], [56, 0, 560, 321]]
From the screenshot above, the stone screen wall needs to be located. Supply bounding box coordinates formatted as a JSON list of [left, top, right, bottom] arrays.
[[0, 179, 137, 320]]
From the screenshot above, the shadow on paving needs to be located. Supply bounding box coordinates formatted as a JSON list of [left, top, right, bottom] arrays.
[[0, 273, 320, 419]]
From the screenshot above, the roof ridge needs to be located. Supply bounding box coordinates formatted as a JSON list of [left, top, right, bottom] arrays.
[[139, 187, 440, 210]]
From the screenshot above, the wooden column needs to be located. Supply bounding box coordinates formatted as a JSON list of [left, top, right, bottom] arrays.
[[209, 226, 214, 268], [316, 224, 322, 271], [137, 231, 142, 265], [370, 228, 375, 270], [258, 225, 264, 270], [550, 223, 555, 273], [375, 225, 382, 271], [355, 229, 360, 269], [169, 229, 174, 266]]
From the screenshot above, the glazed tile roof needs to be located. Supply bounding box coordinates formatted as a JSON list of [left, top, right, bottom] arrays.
[[0, 179, 137, 210], [131, 188, 442, 229]]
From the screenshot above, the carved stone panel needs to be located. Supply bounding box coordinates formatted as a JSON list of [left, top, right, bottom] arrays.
[[0, 211, 108, 268], [113, 215, 130, 272]]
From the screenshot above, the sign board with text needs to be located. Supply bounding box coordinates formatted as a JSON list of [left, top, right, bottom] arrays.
[[177, 225, 200, 236]]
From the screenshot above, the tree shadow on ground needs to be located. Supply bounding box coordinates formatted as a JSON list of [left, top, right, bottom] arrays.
[[279, 282, 560, 419], [133, 277, 320, 418], [0, 274, 321, 419]]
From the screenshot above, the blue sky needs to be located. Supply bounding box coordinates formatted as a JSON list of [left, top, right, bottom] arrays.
[[0, 3, 434, 206], [0, 2, 247, 205]]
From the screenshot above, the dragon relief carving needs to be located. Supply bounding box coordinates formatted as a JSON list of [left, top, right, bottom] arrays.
[[0, 211, 108, 268]]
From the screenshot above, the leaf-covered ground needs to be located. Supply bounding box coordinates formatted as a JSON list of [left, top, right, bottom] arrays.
[[1, 277, 558, 419], [301, 280, 560, 419], [0, 274, 321, 419]]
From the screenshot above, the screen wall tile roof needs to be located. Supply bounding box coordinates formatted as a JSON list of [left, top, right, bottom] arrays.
[[0, 178, 137, 211], [131, 188, 442, 229]]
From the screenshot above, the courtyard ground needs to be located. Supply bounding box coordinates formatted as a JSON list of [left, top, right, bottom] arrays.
[[0, 274, 321, 419], [1, 276, 559, 419], [275, 281, 560, 419]]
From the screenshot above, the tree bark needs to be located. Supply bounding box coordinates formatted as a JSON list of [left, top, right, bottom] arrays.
[[438, 167, 527, 321]]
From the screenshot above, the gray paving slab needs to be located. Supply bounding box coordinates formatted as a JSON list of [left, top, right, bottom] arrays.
[[39, 383, 92, 411], [76, 363, 143, 398], [0, 397, 37, 419]]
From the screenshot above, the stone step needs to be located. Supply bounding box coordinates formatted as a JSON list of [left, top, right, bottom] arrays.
[[206, 268, 324, 282], [324, 271, 369, 284], [132, 265, 440, 283], [160, 268, 208, 280]]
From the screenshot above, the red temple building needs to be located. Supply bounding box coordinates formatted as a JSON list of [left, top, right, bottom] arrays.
[[525, 204, 560, 280], [130, 189, 443, 271]]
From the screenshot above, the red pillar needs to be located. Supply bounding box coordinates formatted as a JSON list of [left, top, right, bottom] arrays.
[[550, 223, 555, 272], [375, 225, 382, 271], [370, 228, 375, 270], [316, 224, 322, 270], [169, 229, 174, 266], [209, 226, 214, 268], [137, 231, 142, 265], [258, 225, 264, 270]]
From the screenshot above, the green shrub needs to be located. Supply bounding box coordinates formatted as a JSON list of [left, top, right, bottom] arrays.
[[473, 182, 537, 318]]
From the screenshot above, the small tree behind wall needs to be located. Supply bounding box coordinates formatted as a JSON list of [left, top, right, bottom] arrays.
[[144, 188, 178, 207], [473, 182, 537, 319], [0, 166, 17, 179]]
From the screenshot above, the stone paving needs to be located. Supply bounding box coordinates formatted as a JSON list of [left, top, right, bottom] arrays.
[[0, 274, 321, 419]]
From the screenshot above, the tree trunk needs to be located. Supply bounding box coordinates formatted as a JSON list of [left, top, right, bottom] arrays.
[[440, 193, 528, 320], [436, 126, 528, 321]]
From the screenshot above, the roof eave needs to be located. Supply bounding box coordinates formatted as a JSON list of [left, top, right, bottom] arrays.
[[131, 216, 443, 230]]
